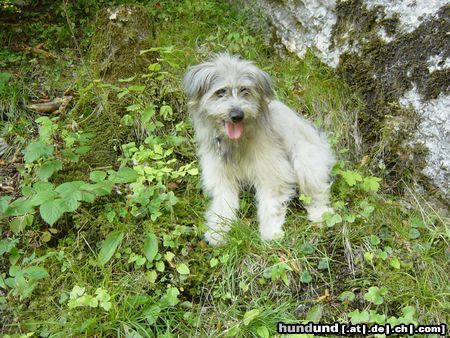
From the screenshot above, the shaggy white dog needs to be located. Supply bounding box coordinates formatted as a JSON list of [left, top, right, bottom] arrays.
[[184, 53, 334, 245]]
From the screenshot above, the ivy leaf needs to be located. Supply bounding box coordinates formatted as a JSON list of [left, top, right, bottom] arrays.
[[98, 230, 124, 266], [143, 233, 158, 262], [39, 198, 65, 225]]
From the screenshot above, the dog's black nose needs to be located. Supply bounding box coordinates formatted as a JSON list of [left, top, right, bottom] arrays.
[[229, 109, 244, 123]]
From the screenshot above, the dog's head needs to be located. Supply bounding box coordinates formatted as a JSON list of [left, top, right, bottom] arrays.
[[184, 53, 274, 140]]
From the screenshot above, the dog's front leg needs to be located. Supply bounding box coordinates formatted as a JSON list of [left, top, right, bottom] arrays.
[[203, 171, 239, 246], [256, 186, 290, 241]]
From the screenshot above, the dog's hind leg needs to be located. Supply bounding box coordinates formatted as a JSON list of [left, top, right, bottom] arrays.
[[292, 141, 334, 222], [256, 184, 292, 241]]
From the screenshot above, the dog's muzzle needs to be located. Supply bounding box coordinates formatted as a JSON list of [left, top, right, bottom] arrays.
[[225, 109, 244, 140], [229, 109, 244, 123]]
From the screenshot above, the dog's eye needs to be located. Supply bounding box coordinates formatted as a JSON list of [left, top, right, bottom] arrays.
[[240, 87, 251, 96], [215, 89, 227, 97]]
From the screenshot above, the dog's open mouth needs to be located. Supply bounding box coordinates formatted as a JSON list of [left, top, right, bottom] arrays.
[[224, 121, 244, 140]]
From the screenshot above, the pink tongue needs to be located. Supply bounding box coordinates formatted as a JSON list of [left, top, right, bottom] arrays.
[[225, 121, 244, 140]]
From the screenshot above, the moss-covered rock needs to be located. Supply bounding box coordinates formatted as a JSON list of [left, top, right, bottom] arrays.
[[244, 0, 449, 202], [90, 4, 155, 82]]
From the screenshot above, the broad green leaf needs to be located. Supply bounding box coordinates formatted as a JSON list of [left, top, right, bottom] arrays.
[[31, 189, 57, 206], [209, 258, 219, 267], [176, 263, 190, 275], [37, 160, 62, 180], [243, 308, 260, 326], [89, 170, 107, 182], [10, 214, 34, 234], [143, 233, 158, 262], [108, 167, 139, 184], [23, 140, 54, 163], [98, 231, 124, 266], [22, 266, 49, 280], [39, 198, 65, 225]]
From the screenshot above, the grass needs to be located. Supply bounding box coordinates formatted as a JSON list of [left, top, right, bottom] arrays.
[[0, 0, 449, 337]]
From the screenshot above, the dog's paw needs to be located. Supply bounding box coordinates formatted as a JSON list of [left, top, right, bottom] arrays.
[[204, 230, 227, 246], [306, 205, 333, 222], [260, 228, 285, 241]]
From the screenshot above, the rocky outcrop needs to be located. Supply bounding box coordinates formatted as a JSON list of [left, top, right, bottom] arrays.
[[249, 0, 449, 199]]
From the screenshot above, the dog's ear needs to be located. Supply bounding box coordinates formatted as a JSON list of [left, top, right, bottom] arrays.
[[183, 62, 215, 102], [253, 67, 275, 100]]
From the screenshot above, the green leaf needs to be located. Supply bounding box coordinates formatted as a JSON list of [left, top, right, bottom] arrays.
[[370, 235, 381, 246], [30, 189, 57, 206], [338, 291, 355, 302], [108, 167, 139, 183], [306, 304, 323, 322], [10, 214, 34, 234], [98, 231, 124, 266], [23, 140, 54, 163], [89, 170, 107, 182], [390, 257, 401, 269], [209, 258, 219, 267], [318, 258, 330, 270], [143, 233, 158, 262], [340, 170, 363, 186], [37, 160, 62, 180], [324, 212, 342, 227], [39, 198, 65, 225], [364, 286, 388, 305], [255, 326, 269, 338], [160, 287, 179, 307], [361, 176, 381, 192], [349, 309, 370, 324], [22, 266, 49, 280], [176, 263, 190, 275], [243, 308, 260, 326], [409, 228, 421, 239], [300, 270, 313, 283]]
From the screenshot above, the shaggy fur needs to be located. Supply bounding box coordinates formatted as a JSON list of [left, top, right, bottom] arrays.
[[184, 53, 335, 245]]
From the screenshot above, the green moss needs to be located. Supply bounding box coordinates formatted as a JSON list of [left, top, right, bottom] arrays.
[[332, 1, 450, 191]]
